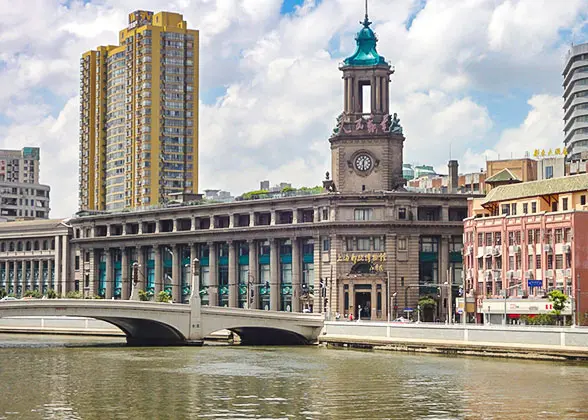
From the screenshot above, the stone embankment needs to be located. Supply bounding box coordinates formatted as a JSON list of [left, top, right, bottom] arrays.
[[319, 321, 588, 361]]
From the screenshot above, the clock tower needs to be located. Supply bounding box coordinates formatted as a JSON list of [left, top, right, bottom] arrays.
[[329, 10, 405, 193]]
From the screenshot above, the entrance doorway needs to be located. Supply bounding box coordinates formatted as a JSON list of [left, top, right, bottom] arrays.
[[355, 292, 371, 320]]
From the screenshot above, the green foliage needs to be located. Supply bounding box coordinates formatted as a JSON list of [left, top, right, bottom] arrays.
[[281, 186, 296, 193], [520, 314, 557, 325], [0, 288, 6, 299], [23, 290, 42, 298], [65, 291, 83, 299], [548, 290, 568, 315], [418, 296, 437, 309], [45, 289, 57, 299], [138, 290, 151, 301], [156, 290, 172, 303], [92, 295, 103, 299], [298, 186, 323, 194], [241, 189, 269, 200]]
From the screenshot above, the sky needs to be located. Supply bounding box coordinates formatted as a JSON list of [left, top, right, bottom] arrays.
[[0, 0, 586, 218]]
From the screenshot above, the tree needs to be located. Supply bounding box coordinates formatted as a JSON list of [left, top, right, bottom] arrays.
[[548, 290, 568, 325]]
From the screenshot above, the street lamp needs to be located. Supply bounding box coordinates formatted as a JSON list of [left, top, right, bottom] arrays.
[[391, 292, 397, 321]]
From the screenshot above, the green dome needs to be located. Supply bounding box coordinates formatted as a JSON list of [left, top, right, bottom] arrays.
[[343, 16, 387, 67]]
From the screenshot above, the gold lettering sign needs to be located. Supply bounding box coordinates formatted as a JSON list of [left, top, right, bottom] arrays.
[[336, 253, 387, 263]]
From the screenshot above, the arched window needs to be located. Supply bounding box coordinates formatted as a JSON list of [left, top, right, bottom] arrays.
[[25, 241, 31, 251], [17, 241, 23, 251], [42, 240, 48, 251], [0, 243, 5, 252], [349, 262, 374, 275], [34, 241, 39, 251], [9, 242, 14, 252]]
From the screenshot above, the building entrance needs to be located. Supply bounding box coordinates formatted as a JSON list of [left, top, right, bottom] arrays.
[[355, 292, 371, 320]]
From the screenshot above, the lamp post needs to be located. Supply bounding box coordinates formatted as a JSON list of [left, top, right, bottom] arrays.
[[130, 262, 140, 301], [502, 282, 522, 325], [392, 292, 397, 320]]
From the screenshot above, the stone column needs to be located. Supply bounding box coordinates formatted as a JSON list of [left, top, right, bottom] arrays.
[[154, 245, 162, 295], [441, 204, 449, 222], [270, 210, 276, 226], [191, 216, 196, 231], [229, 214, 234, 229], [155, 220, 160, 234], [270, 238, 279, 311], [105, 248, 113, 299], [313, 208, 319, 223], [106, 224, 111, 237], [208, 242, 218, 306], [122, 223, 127, 236], [172, 244, 180, 302], [209, 217, 215, 230], [121, 247, 129, 300], [138, 222, 143, 235], [54, 235, 61, 293], [439, 236, 449, 322], [249, 212, 255, 227], [292, 209, 298, 224], [291, 237, 301, 312], [228, 241, 237, 308], [248, 240, 259, 309], [47, 257, 53, 293], [137, 246, 145, 290], [20, 260, 25, 293], [61, 235, 68, 295], [172, 219, 178, 232]]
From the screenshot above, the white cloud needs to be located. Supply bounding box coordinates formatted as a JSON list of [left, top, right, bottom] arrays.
[[0, 0, 586, 217]]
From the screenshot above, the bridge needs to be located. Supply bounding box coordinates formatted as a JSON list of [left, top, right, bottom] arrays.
[[0, 298, 324, 345]]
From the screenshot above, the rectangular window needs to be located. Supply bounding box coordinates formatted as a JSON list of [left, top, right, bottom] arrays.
[[478, 233, 483, 247], [346, 238, 354, 251], [354, 208, 373, 221], [259, 264, 270, 284], [555, 255, 563, 270], [75, 256, 80, 270], [322, 208, 329, 221], [562, 197, 568, 211], [508, 232, 514, 246], [398, 238, 407, 250], [501, 204, 510, 216], [508, 256, 514, 270], [494, 232, 501, 245], [357, 238, 370, 251], [527, 229, 534, 244], [374, 237, 384, 251], [547, 254, 553, 270], [238, 265, 249, 284], [495, 257, 502, 270], [322, 238, 330, 252], [545, 229, 552, 244], [527, 254, 533, 270], [398, 207, 407, 220], [281, 263, 292, 284], [511, 203, 517, 215], [523, 203, 528, 214], [564, 228, 572, 243], [536, 254, 541, 270], [545, 166, 553, 179], [555, 228, 563, 243], [535, 229, 540, 244], [531, 202, 537, 213], [581, 195, 586, 206], [200, 266, 210, 286], [485, 232, 492, 246], [515, 231, 521, 245]]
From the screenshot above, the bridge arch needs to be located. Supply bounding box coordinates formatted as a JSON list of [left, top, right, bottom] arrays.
[[94, 317, 186, 346], [209, 326, 309, 345]]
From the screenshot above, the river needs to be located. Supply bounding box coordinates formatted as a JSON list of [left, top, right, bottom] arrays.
[[0, 334, 586, 419]]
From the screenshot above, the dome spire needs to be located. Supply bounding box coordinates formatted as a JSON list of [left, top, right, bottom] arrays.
[[362, 0, 372, 28]]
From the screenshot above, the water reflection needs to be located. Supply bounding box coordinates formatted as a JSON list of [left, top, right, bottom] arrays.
[[0, 335, 586, 419]]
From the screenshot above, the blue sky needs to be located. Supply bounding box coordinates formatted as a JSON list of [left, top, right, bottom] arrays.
[[0, 0, 586, 217]]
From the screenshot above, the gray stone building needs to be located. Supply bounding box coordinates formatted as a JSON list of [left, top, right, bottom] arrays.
[[0, 219, 72, 296], [65, 13, 469, 321]]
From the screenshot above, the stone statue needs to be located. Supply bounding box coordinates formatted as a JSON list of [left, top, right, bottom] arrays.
[[390, 112, 403, 134], [325, 171, 330, 180], [331, 113, 344, 136]]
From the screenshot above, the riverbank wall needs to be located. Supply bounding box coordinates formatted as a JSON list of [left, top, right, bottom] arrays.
[[320, 321, 588, 361]]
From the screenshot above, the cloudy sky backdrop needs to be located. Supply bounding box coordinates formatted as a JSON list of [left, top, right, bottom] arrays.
[[0, 0, 587, 217]]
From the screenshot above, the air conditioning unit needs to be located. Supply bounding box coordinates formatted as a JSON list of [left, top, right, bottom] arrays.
[[543, 244, 553, 253], [546, 269, 554, 278], [514, 245, 521, 253], [492, 246, 501, 256], [563, 244, 571, 254], [507, 270, 514, 280], [526, 270, 534, 278]]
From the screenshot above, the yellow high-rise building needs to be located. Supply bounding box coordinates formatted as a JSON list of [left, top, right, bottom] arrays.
[[79, 10, 199, 211]]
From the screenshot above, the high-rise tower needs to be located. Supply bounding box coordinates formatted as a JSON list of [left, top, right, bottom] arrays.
[[79, 10, 199, 211], [329, 10, 405, 193], [563, 42, 588, 167]]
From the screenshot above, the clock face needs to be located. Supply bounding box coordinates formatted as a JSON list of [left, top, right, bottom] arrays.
[[355, 154, 373, 172]]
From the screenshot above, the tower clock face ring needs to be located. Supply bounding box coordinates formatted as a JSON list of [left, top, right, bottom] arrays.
[[355, 154, 373, 172]]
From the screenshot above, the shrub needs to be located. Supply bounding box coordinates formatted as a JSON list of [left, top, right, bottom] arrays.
[[156, 290, 172, 303], [0, 289, 6, 299], [65, 291, 83, 299], [45, 289, 57, 299], [138, 290, 151, 301], [23, 290, 42, 298]]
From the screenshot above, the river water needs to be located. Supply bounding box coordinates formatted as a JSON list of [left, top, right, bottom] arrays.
[[0, 334, 586, 419]]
